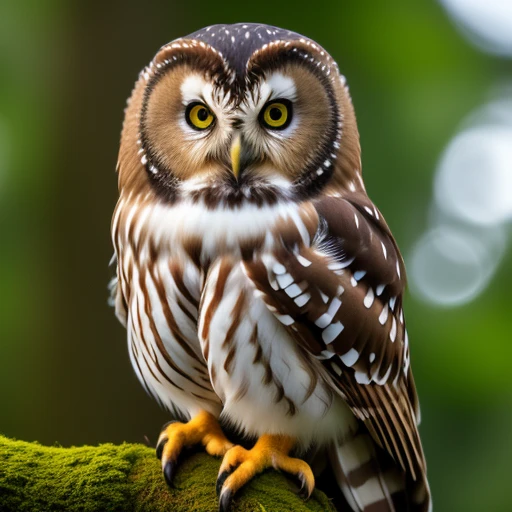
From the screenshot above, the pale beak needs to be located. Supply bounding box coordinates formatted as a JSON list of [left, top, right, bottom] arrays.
[[230, 133, 242, 180]]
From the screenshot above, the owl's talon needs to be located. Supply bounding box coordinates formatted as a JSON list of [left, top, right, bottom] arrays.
[[298, 474, 311, 500], [218, 487, 233, 512], [157, 410, 233, 486], [163, 460, 176, 488], [217, 434, 315, 510], [216, 470, 230, 496]]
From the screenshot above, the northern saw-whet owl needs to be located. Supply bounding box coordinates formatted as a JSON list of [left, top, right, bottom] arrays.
[[111, 23, 431, 512]]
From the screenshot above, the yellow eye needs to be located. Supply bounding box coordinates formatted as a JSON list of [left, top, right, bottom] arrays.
[[186, 102, 215, 130], [261, 100, 292, 130]]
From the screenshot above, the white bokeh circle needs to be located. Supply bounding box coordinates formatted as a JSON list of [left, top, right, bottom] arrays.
[[409, 225, 505, 306], [434, 124, 512, 226], [440, 0, 512, 57]]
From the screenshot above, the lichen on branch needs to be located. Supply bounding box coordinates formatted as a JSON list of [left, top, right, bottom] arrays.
[[0, 436, 335, 511]]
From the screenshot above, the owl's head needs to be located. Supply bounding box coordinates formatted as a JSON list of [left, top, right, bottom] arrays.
[[120, 24, 362, 205]]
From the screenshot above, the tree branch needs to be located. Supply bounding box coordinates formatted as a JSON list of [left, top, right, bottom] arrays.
[[0, 436, 335, 511]]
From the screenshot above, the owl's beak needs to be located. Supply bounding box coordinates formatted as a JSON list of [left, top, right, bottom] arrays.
[[230, 133, 242, 180]]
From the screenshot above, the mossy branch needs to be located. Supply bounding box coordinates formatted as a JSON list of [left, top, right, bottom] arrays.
[[0, 436, 335, 512]]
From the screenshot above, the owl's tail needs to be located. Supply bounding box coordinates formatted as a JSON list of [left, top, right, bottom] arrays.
[[327, 429, 431, 512]]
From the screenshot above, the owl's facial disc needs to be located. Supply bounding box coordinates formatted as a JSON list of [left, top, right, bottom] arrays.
[[140, 39, 341, 201], [172, 70, 304, 184], [237, 65, 335, 188]]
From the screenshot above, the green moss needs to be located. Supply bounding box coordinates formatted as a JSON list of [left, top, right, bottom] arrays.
[[0, 436, 335, 511]]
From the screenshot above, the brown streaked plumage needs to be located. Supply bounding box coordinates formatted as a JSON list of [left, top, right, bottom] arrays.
[[111, 23, 431, 512]]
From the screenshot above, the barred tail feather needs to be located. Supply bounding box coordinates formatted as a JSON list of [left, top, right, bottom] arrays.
[[328, 430, 422, 512], [409, 474, 432, 512]]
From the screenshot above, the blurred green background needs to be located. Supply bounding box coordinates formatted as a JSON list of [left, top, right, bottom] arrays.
[[1, 1, 511, 511]]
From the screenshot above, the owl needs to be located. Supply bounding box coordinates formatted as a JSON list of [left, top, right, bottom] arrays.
[[111, 23, 431, 512]]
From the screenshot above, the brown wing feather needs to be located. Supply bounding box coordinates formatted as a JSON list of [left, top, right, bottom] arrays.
[[243, 194, 428, 504]]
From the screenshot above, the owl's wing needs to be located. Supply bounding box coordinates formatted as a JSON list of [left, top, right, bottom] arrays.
[[243, 193, 425, 481]]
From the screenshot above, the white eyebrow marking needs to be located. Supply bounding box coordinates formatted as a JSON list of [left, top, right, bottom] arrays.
[[265, 73, 297, 101], [180, 74, 208, 104]]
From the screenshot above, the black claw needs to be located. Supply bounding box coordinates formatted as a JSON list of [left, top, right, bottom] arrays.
[[218, 489, 233, 512], [216, 470, 230, 496], [297, 473, 310, 500], [163, 460, 176, 488], [156, 436, 168, 460], [299, 485, 310, 500]]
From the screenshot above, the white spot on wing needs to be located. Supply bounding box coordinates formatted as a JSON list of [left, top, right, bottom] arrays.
[[355, 371, 371, 384], [318, 349, 333, 359], [274, 313, 294, 326], [294, 293, 311, 307], [390, 317, 397, 342], [379, 304, 389, 325], [364, 288, 374, 308], [296, 254, 312, 267], [381, 242, 387, 259], [316, 297, 342, 327], [354, 270, 366, 281], [315, 314, 332, 328], [284, 283, 302, 298], [276, 273, 294, 289], [322, 321, 344, 343], [327, 297, 342, 317], [273, 262, 286, 275], [340, 348, 359, 367]]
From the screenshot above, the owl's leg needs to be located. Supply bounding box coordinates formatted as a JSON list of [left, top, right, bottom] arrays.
[[156, 410, 233, 486], [216, 434, 315, 512]]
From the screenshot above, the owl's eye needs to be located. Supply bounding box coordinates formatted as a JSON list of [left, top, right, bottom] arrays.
[[186, 102, 215, 130], [260, 99, 292, 130]]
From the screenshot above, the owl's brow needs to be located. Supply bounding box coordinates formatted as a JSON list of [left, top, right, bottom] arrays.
[[231, 79, 265, 115]]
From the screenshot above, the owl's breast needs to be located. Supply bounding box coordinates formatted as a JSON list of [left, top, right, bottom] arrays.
[[198, 255, 356, 445], [114, 193, 319, 264]]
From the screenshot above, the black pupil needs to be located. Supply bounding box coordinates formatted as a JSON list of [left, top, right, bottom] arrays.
[[197, 108, 209, 122], [269, 107, 283, 121]]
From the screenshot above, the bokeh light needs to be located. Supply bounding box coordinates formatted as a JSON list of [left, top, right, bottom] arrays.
[[440, 0, 512, 57], [435, 107, 512, 226], [410, 92, 512, 307], [409, 223, 506, 306]]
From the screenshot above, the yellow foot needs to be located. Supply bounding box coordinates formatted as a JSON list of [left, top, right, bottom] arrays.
[[156, 410, 233, 487], [216, 434, 315, 512]]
